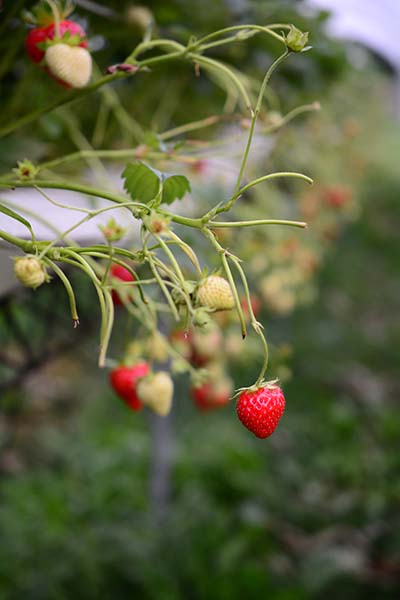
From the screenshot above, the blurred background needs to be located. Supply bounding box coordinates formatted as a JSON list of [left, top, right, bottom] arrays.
[[0, 0, 399, 598]]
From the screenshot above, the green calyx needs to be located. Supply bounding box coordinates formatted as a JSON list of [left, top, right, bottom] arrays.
[[36, 30, 85, 53], [285, 25, 310, 53]]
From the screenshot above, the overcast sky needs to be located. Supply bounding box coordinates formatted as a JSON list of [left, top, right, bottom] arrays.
[[307, 0, 400, 70]]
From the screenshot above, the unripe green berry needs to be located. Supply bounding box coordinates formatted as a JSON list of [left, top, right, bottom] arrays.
[[285, 25, 309, 53]]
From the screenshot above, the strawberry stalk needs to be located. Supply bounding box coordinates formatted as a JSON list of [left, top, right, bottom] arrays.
[[45, 0, 61, 38], [229, 255, 270, 387], [43, 258, 79, 326]]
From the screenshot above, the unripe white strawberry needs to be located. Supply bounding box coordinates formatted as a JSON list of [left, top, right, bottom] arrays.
[[14, 256, 47, 289], [146, 332, 169, 362], [45, 43, 92, 88], [196, 275, 234, 311], [126, 6, 154, 30], [136, 371, 174, 416]]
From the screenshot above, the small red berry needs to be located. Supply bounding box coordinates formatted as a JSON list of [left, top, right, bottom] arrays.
[[109, 264, 135, 306], [236, 385, 285, 438], [25, 20, 87, 64], [323, 185, 352, 209], [109, 362, 149, 411], [191, 378, 232, 411]]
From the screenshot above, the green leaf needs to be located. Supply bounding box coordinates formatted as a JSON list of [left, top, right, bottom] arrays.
[[122, 162, 191, 206], [161, 174, 191, 205], [122, 162, 160, 204], [0, 204, 34, 240]]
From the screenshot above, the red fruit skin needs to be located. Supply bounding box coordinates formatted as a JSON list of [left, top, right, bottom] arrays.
[[25, 21, 88, 64], [170, 328, 193, 361], [110, 264, 135, 306], [323, 186, 351, 209], [192, 383, 230, 411], [236, 386, 285, 438], [241, 295, 262, 320], [109, 363, 149, 411]]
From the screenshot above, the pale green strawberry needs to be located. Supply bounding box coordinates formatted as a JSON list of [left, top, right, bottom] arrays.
[[14, 255, 47, 289], [196, 276, 234, 311]]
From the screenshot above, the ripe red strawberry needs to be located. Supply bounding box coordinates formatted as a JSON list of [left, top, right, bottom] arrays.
[[170, 328, 193, 361], [109, 264, 135, 306], [236, 385, 285, 438], [192, 377, 232, 411], [323, 185, 352, 209], [109, 362, 149, 411], [25, 20, 87, 64]]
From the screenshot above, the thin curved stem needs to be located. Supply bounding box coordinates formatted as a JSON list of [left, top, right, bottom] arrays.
[[44, 258, 79, 326], [208, 219, 307, 229]]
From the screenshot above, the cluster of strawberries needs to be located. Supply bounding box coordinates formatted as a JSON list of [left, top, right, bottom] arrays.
[[25, 1, 92, 88], [22, 3, 286, 441], [108, 265, 285, 439]]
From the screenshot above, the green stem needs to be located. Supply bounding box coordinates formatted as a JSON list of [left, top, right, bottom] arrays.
[[193, 25, 286, 47], [0, 180, 205, 228], [98, 290, 115, 368], [63, 249, 108, 363], [0, 229, 32, 252], [189, 53, 252, 112], [229, 255, 269, 386], [129, 39, 186, 60], [208, 219, 307, 229], [263, 101, 320, 134], [203, 228, 247, 338], [46, 0, 60, 38], [220, 251, 247, 339], [230, 49, 289, 200], [167, 230, 203, 276], [159, 115, 221, 140], [141, 228, 179, 321], [44, 258, 79, 326]]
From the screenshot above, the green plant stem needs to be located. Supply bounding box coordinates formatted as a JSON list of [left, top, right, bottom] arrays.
[[263, 101, 320, 134], [203, 228, 247, 338], [44, 258, 79, 325], [167, 230, 203, 276], [220, 251, 247, 339], [0, 229, 32, 252], [189, 53, 252, 112], [208, 219, 307, 229], [153, 232, 194, 315], [229, 255, 269, 386], [0, 179, 143, 209], [141, 227, 179, 321], [215, 171, 312, 216], [230, 49, 289, 200], [46, 0, 60, 38], [99, 290, 115, 368], [193, 25, 286, 47], [129, 39, 186, 60], [0, 180, 205, 228], [159, 115, 221, 140], [63, 249, 109, 366]]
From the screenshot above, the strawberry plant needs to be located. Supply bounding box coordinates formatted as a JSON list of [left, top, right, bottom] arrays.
[[0, 0, 316, 438]]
